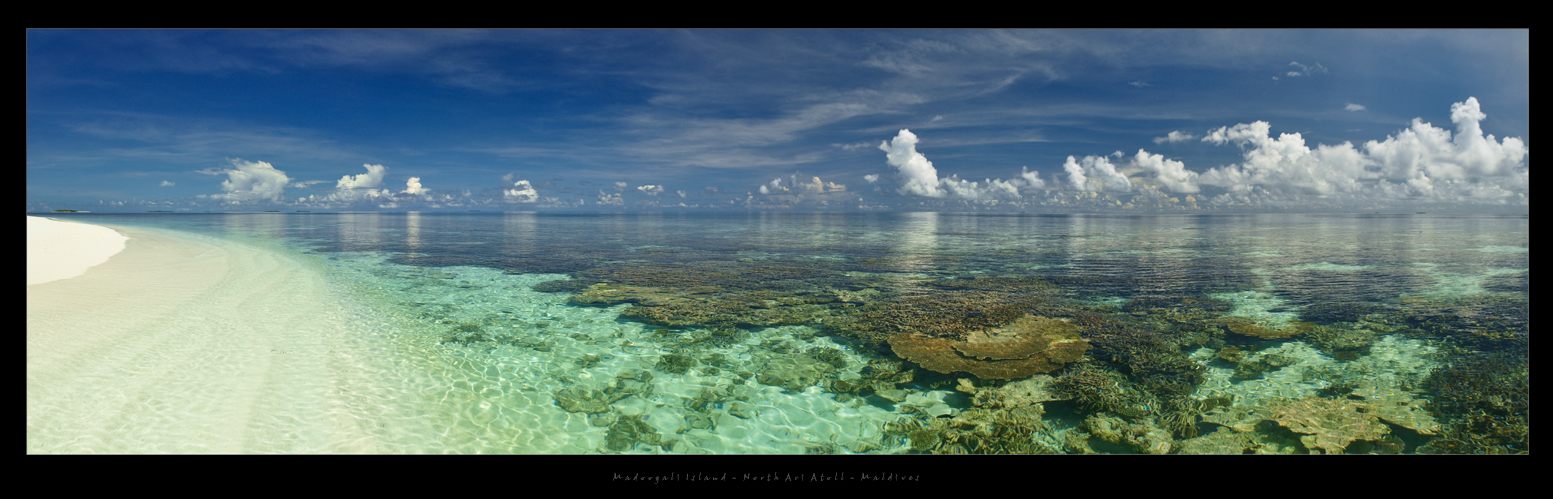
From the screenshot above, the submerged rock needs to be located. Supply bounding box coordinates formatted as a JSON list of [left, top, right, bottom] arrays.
[[755, 351, 838, 392], [654, 353, 698, 374], [605, 415, 663, 452], [552, 369, 655, 414]]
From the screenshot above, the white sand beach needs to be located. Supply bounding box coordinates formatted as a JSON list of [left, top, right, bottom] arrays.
[[27, 216, 128, 286], [26, 218, 399, 453]]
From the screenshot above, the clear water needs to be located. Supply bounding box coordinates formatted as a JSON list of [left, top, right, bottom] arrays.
[[45, 212, 1529, 454]]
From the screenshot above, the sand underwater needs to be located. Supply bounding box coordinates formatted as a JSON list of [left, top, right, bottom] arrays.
[[26, 212, 1528, 454]]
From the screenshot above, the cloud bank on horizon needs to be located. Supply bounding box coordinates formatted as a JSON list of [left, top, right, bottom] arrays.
[[169, 97, 1525, 213], [861, 97, 1526, 211], [26, 29, 1527, 213]]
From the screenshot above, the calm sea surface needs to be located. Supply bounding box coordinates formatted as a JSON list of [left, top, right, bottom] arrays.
[[49, 212, 1529, 454]]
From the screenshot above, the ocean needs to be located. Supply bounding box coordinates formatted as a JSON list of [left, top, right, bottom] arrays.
[[33, 212, 1529, 454]]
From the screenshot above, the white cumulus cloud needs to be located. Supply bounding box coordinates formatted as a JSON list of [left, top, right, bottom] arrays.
[[1061, 155, 1131, 192], [1020, 166, 1045, 189], [402, 177, 429, 196], [1131, 150, 1200, 193], [198, 158, 292, 204], [880, 129, 946, 197], [337, 163, 386, 191], [1152, 131, 1197, 144], [1195, 97, 1526, 205], [876, 129, 1034, 200], [1345, 103, 1367, 112], [1363, 96, 1527, 185], [322, 164, 393, 203], [505, 180, 538, 203], [1198, 122, 1365, 196]]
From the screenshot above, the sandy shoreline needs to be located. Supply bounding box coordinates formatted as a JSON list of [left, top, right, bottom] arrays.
[[27, 216, 128, 285], [26, 221, 392, 453]]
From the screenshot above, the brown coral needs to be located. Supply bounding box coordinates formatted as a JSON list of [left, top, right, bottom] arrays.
[[1269, 397, 1391, 454], [956, 375, 1070, 409], [1217, 316, 1309, 340], [1177, 427, 1300, 455], [888, 315, 1089, 380], [1199, 404, 1270, 433], [571, 282, 830, 328], [1082, 413, 1173, 454], [1349, 387, 1441, 435], [829, 279, 1057, 343]]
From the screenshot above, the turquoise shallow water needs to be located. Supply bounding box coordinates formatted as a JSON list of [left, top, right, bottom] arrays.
[[38, 212, 1528, 454]]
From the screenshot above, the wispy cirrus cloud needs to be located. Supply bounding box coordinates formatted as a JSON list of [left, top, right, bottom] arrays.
[[45, 111, 356, 167]]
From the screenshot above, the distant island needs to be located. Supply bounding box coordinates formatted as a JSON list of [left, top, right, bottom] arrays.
[[263, 210, 281, 213], [148, 210, 174, 213], [51, 209, 86, 213]]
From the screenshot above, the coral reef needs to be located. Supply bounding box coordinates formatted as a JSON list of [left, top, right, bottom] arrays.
[[831, 287, 880, 303], [654, 353, 698, 374], [571, 261, 851, 294], [886, 314, 1089, 380], [753, 349, 840, 392], [872, 372, 1083, 454], [1217, 316, 1308, 340], [605, 414, 664, 452], [1197, 388, 1436, 454], [834, 358, 915, 402], [1400, 294, 1528, 352], [827, 278, 1059, 344], [880, 394, 1057, 454], [1267, 397, 1390, 454], [571, 282, 833, 329], [1301, 323, 1381, 360], [1348, 386, 1440, 435], [1082, 413, 1173, 454], [1231, 352, 1295, 380], [1199, 404, 1270, 433], [1176, 426, 1300, 454], [514, 242, 1522, 454], [1053, 362, 1160, 418], [955, 375, 1069, 408], [1298, 301, 1393, 325], [1419, 350, 1529, 453], [1068, 309, 1210, 437], [552, 369, 655, 414]]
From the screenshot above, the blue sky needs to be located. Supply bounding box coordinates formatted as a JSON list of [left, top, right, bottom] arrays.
[[26, 29, 1528, 213]]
